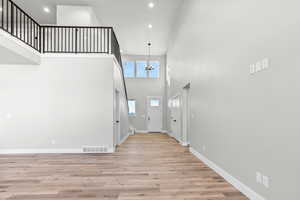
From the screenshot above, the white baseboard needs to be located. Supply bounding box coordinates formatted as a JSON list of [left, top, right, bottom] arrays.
[[135, 130, 168, 134], [180, 141, 190, 146], [119, 132, 130, 145], [189, 147, 265, 200], [0, 148, 114, 154], [130, 129, 135, 135], [135, 130, 149, 134]]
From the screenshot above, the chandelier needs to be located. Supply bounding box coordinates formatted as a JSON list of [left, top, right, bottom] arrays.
[[145, 42, 154, 71]]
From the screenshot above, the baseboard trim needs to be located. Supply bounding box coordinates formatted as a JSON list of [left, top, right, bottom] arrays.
[[119, 132, 130, 145], [180, 141, 190, 146], [135, 130, 149, 134], [189, 147, 265, 200], [0, 148, 114, 154], [135, 130, 168, 134]]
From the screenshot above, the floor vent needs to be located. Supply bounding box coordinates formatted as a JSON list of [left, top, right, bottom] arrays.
[[82, 146, 108, 153]]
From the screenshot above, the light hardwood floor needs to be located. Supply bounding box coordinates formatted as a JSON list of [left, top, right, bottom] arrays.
[[0, 133, 248, 200]]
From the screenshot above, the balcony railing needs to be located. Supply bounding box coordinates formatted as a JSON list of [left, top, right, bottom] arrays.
[[0, 0, 127, 100], [0, 0, 41, 51], [0, 0, 122, 62], [42, 26, 111, 54]]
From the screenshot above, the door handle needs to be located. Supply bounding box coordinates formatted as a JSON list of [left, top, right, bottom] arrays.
[[173, 120, 177, 122], [148, 117, 150, 120], [116, 120, 120, 123]]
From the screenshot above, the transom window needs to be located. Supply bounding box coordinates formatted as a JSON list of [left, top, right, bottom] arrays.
[[123, 60, 160, 78], [123, 61, 135, 78], [136, 61, 148, 78], [150, 99, 160, 107]]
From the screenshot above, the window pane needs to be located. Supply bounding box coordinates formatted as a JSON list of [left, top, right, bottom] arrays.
[[150, 99, 160, 107], [123, 61, 135, 78], [128, 100, 136, 115], [149, 61, 160, 78], [136, 61, 147, 78]]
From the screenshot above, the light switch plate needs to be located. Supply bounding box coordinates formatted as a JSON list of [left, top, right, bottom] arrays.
[[250, 58, 269, 75], [255, 62, 262, 72], [262, 175, 269, 188], [256, 172, 262, 183], [262, 58, 269, 69]]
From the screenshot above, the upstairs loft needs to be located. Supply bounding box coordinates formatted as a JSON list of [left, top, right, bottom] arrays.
[[0, 0, 122, 66], [0, 0, 127, 99]]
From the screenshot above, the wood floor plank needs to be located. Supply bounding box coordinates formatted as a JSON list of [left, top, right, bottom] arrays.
[[0, 133, 248, 200]]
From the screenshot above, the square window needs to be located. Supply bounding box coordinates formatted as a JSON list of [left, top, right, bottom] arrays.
[[150, 99, 160, 107], [123, 61, 135, 78], [128, 100, 136, 115], [149, 61, 160, 78], [136, 61, 147, 78]]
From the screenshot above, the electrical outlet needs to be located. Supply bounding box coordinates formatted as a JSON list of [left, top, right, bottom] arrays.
[[256, 172, 262, 183], [262, 176, 269, 188], [202, 145, 206, 152], [262, 58, 269, 69]]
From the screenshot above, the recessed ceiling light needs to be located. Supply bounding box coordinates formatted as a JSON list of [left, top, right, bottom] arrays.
[[43, 7, 50, 13], [148, 2, 155, 8], [148, 24, 153, 29]]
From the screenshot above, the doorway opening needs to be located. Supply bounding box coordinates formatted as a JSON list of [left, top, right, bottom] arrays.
[[169, 83, 190, 146]]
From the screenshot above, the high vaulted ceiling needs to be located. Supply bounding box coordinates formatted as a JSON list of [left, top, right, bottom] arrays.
[[13, 0, 183, 55]]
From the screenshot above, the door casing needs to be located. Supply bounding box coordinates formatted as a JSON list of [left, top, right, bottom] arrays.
[[114, 90, 121, 146]]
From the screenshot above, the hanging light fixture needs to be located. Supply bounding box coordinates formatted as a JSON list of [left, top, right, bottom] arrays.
[[145, 42, 154, 71]]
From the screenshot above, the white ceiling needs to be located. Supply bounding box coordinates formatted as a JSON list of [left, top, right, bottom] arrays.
[[13, 0, 183, 55]]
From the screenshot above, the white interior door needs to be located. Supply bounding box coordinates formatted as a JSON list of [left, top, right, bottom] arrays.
[[170, 95, 182, 142], [182, 84, 190, 145], [114, 90, 121, 146], [147, 96, 163, 132]]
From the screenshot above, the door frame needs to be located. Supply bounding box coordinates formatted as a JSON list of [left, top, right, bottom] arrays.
[[170, 93, 182, 142], [182, 83, 191, 146], [169, 83, 190, 146], [114, 89, 121, 146], [146, 96, 163, 132]]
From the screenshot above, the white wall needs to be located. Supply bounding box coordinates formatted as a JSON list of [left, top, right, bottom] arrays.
[[57, 5, 101, 26], [113, 59, 129, 144], [167, 0, 300, 199], [0, 30, 40, 65], [0, 54, 117, 153], [122, 55, 167, 132]]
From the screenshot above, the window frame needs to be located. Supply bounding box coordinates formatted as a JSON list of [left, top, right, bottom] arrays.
[[148, 60, 160, 79], [123, 61, 136, 78], [128, 99, 136, 116], [123, 60, 160, 79], [135, 60, 148, 79]]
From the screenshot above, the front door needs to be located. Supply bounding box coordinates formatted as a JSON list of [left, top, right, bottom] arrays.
[[147, 96, 163, 132]]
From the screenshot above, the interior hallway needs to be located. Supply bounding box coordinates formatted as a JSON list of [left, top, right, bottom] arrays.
[[0, 133, 247, 200]]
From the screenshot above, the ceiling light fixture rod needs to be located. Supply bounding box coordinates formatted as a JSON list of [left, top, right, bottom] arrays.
[[146, 42, 154, 71]]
